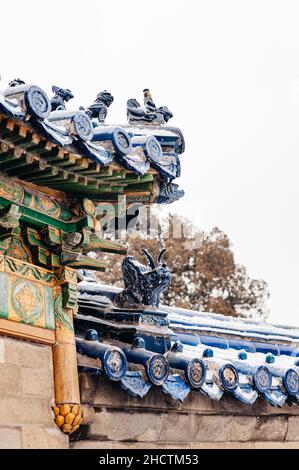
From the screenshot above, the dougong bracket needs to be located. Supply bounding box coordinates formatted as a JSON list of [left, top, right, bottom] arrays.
[[0, 204, 21, 239]]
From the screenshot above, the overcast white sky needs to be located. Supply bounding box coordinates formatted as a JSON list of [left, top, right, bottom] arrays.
[[1, 0, 299, 326]]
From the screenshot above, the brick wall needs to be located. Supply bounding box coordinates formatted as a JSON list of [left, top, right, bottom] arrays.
[[0, 336, 68, 449], [71, 374, 299, 449]]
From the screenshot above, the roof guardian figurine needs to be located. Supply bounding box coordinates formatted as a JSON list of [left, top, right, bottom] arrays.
[[50, 86, 74, 111], [116, 248, 171, 307], [81, 90, 114, 124], [127, 89, 173, 125]]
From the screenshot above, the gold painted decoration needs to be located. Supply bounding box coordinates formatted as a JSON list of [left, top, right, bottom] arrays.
[[0, 175, 24, 204], [52, 404, 83, 434], [33, 194, 61, 218], [82, 198, 95, 216], [223, 367, 236, 384], [7, 274, 55, 330], [10, 278, 43, 325], [3, 237, 32, 262], [54, 293, 74, 332], [0, 172, 73, 223], [4, 256, 54, 285], [0, 256, 56, 330]]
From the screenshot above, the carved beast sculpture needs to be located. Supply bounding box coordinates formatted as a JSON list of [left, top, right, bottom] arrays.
[[115, 249, 171, 308], [50, 86, 74, 111], [127, 89, 173, 125], [81, 90, 114, 124]]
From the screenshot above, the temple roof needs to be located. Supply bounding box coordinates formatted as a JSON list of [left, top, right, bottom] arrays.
[[0, 81, 185, 270], [0, 82, 185, 205], [75, 279, 299, 407]]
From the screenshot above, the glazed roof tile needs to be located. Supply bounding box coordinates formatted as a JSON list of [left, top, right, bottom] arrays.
[[75, 280, 299, 406]]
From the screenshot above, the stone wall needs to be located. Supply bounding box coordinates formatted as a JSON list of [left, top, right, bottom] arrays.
[[1, 339, 299, 449], [0, 336, 68, 449], [71, 374, 299, 449]]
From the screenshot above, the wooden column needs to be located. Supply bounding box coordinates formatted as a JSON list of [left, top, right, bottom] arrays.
[[52, 268, 83, 434]]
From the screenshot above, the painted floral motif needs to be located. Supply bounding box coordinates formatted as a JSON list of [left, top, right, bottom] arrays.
[[284, 369, 299, 395], [147, 354, 169, 385], [11, 278, 43, 324], [0, 176, 24, 203], [254, 366, 271, 393], [186, 358, 206, 388], [106, 350, 123, 373], [34, 194, 61, 217], [223, 367, 237, 385], [5, 237, 31, 262], [5, 257, 54, 284]]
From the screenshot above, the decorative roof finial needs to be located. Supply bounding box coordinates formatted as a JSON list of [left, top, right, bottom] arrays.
[[8, 78, 25, 87], [81, 90, 114, 124], [115, 248, 171, 307], [127, 89, 173, 125], [50, 86, 74, 111], [143, 88, 156, 114]]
